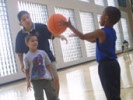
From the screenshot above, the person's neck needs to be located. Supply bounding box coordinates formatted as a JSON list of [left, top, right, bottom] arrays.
[[25, 27, 32, 32], [104, 24, 113, 28], [25, 24, 33, 32], [104, 25, 113, 28], [29, 49, 38, 53]]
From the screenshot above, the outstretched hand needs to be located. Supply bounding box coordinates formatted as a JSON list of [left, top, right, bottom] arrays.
[[21, 66, 25, 73], [27, 81, 32, 92], [60, 35, 68, 44], [60, 18, 72, 27], [60, 18, 77, 38]]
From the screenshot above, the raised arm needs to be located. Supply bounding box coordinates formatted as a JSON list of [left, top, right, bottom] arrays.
[[60, 18, 105, 43], [41, 23, 68, 43], [53, 34, 68, 43]]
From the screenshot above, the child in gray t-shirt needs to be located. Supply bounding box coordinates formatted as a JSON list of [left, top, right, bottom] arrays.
[[24, 34, 57, 100]]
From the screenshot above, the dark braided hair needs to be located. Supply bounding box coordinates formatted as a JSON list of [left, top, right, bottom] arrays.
[[105, 6, 121, 25]]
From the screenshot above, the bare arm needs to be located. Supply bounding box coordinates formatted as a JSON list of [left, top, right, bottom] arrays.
[[84, 37, 96, 43], [53, 34, 68, 43], [60, 18, 105, 43], [17, 53, 25, 73], [25, 68, 30, 82], [25, 68, 31, 91], [68, 24, 105, 43], [69, 34, 96, 43]]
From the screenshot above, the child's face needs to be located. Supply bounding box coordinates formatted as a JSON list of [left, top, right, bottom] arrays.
[[27, 36, 38, 50], [20, 14, 32, 29]]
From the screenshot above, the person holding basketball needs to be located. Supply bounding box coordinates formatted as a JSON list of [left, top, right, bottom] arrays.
[[61, 6, 121, 100], [15, 10, 66, 99]]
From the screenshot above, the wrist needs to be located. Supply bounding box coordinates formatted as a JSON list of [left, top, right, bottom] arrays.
[[21, 66, 24, 68], [69, 24, 73, 29], [21, 64, 24, 67], [26, 77, 30, 81], [56, 35, 62, 39], [53, 34, 60, 37], [26, 80, 30, 84], [51, 74, 54, 78]]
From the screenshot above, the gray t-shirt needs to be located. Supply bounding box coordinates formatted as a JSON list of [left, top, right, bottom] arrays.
[[24, 50, 52, 80]]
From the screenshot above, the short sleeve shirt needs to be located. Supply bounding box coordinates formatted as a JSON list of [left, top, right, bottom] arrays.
[[24, 50, 52, 80]]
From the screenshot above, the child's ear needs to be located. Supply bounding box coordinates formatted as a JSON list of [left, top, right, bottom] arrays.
[[105, 16, 109, 21]]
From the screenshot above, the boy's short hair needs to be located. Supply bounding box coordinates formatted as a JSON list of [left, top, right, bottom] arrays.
[[17, 10, 30, 21], [105, 6, 121, 25], [25, 34, 38, 44]]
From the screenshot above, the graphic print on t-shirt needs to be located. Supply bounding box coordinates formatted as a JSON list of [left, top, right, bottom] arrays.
[[31, 54, 45, 79]]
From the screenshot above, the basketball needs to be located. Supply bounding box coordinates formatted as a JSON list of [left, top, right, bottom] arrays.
[[47, 14, 67, 35]]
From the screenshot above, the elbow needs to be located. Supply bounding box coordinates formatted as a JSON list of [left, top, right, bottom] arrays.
[[90, 41, 95, 43], [91, 39, 96, 43], [79, 35, 85, 40], [91, 40, 96, 43], [80, 37, 84, 40]]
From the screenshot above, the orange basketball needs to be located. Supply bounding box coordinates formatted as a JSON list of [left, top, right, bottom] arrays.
[[47, 14, 67, 35]]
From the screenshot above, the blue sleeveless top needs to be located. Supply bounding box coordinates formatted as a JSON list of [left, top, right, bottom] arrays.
[[96, 27, 117, 62]]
